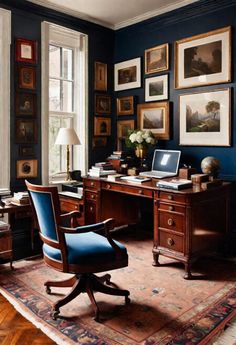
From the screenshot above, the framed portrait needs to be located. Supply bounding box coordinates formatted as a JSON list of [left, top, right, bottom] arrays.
[[92, 137, 107, 148], [175, 26, 231, 89], [145, 74, 168, 102], [117, 96, 134, 116], [179, 88, 231, 146], [137, 102, 170, 140], [114, 57, 141, 91], [15, 38, 37, 64], [16, 93, 36, 117], [117, 120, 135, 151], [16, 159, 38, 179], [145, 43, 169, 74], [18, 66, 36, 90], [94, 117, 111, 136], [19, 145, 35, 157], [95, 94, 111, 114], [15, 119, 37, 143], [94, 62, 107, 91]]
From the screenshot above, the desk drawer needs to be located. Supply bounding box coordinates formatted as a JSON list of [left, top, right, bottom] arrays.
[[102, 182, 153, 198], [60, 199, 82, 212], [85, 191, 97, 201], [159, 203, 185, 214], [159, 230, 183, 253], [84, 179, 100, 190], [159, 211, 184, 232], [159, 192, 186, 204]]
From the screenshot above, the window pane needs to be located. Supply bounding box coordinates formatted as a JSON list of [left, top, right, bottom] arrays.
[[63, 48, 73, 80], [62, 81, 73, 112], [49, 79, 61, 111], [49, 45, 61, 78], [49, 116, 71, 176]]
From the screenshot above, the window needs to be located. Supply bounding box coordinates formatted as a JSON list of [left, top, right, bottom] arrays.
[[41, 22, 88, 184], [0, 9, 11, 188]]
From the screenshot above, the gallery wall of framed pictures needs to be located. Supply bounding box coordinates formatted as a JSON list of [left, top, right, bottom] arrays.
[[15, 37, 38, 179]]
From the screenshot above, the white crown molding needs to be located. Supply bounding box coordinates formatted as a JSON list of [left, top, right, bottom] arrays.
[[114, 0, 199, 29]]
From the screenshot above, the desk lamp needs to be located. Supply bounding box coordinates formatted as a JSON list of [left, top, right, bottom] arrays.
[[55, 127, 81, 181]]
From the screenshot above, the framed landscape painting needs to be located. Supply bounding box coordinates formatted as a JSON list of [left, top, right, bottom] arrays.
[[145, 43, 169, 74], [175, 26, 231, 89], [137, 102, 169, 140], [114, 57, 141, 91], [179, 88, 231, 146], [145, 74, 168, 102]]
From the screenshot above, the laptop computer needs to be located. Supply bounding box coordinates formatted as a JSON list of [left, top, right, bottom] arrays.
[[139, 149, 181, 179]]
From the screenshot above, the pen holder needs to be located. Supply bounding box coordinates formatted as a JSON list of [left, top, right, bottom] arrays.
[[179, 167, 197, 180]]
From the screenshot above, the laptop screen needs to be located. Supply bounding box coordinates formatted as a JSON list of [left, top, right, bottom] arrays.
[[152, 149, 181, 173]]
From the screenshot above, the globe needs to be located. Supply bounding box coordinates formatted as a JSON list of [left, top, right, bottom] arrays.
[[201, 156, 220, 177]]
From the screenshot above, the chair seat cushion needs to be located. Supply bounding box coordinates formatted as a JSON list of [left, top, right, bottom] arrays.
[[43, 232, 127, 267]]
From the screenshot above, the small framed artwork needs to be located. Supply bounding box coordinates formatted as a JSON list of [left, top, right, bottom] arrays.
[[114, 57, 141, 91], [179, 88, 231, 146], [92, 137, 107, 148], [117, 120, 135, 150], [145, 74, 168, 102], [16, 93, 36, 117], [15, 38, 37, 64], [15, 119, 37, 143], [94, 62, 107, 91], [18, 66, 36, 90], [145, 43, 169, 74], [16, 159, 38, 179], [94, 117, 111, 136], [117, 96, 134, 116], [175, 26, 231, 89], [19, 145, 35, 157], [95, 94, 111, 114], [137, 102, 170, 140]]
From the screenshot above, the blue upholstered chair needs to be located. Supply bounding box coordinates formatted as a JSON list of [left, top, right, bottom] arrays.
[[26, 181, 130, 321]]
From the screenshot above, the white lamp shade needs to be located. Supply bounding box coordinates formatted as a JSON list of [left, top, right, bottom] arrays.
[[55, 128, 81, 145]]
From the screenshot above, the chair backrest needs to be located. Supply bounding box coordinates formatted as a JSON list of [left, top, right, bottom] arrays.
[[25, 180, 61, 243]]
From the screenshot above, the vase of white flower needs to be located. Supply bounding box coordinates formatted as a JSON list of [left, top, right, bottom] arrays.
[[125, 129, 156, 159]]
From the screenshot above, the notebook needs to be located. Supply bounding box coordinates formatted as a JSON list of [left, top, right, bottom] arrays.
[[139, 149, 181, 179]]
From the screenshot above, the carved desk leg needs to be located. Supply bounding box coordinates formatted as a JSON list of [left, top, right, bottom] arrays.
[[152, 249, 160, 266], [183, 262, 192, 280]]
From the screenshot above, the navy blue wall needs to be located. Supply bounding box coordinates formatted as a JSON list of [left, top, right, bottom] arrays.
[[114, 0, 236, 180]]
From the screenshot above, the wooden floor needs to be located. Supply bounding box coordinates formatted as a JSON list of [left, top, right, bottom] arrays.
[[0, 294, 56, 345]]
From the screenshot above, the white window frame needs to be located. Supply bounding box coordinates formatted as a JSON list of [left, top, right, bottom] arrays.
[[41, 22, 88, 184], [0, 9, 11, 188]]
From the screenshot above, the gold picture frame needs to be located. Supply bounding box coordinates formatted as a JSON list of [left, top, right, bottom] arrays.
[[117, 96, 134, 116], [16, 159, 38, 179], [117, 119, 135, 150], [94, 61, 107, 91], [145, 43, 169, 74], [175, 26, 231, 89], [94, 117, 111, 136], [137, 102, 170, 140], [92, 137, 107, 148], [95, 94, 111, 114]]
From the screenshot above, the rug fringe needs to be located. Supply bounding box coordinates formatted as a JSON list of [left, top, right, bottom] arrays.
[[213, 317, 236, 345], [0, 289, 73, 345]]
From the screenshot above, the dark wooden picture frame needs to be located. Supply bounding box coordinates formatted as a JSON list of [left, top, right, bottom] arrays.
[[18, 66, 36, 90], [117, 96, 134, 116], [15, 119, 37, 143], [94, 117, 111, 136], [95, 94, 111, 115], [92, 137, 107, 148], [15, 38, 37, 64], [16, 159, 38, 179], [19, 145, 35, 157], [94, 61, 107, 91], [16, 92, 36, 117]]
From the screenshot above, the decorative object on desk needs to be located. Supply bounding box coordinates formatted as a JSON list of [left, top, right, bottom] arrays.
[[15, 38, 37, 64], [117, 96, 134, 116], [94, 117, 111, 136], [95, 94, 111, 115], [178, 166, 197, 180], [201, 179, 223, 190], [126, 129, 156, 160], [157, 178, 192, 190], [201, 156, 220, 178], [18, 66, 36, 90], [179, 88, 231, 146], [94, 61, 107, 91], [114, 57, 141, 91], [191, 173, 209, 184], [145, 74, 168, 102], [15, 92, 36, 117], [175, 26, 231, 89], [11, 191, 29, 205], [16, 159, 37, 179], [145, 43, 169, 74], [137, 101, 170, 139], [55, 127, 81, 181]]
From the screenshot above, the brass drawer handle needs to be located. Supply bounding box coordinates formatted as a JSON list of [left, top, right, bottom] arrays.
[[74, 206, 78, 210], [167, 218, 174, 226], [89, 206, 93, 212], [138, 190, 143, 195], [169, 205, 174, 211], [168, 195, 173, 200], [91, 194, 95, 199], [106, 184, 111, 189], [167, 237, 174, 246], [90, 182, 94, 187]]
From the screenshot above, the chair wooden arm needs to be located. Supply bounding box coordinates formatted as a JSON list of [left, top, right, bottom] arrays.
[[60, 210, 81, 227]]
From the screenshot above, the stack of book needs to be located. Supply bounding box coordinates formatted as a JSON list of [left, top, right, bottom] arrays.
[[11, 192, 30, 205], [0, 220, 10, 231], [107, 151, 127, 169], [88, 162, 117, 177], [156, 179, 192, 190], [0, 188, 12, 206], [119, 176, 151, 184]]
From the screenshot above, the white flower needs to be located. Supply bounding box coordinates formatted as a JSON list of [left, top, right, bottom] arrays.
[[136, 133, 143, 143], [145, 137, 152, 143], [129, 133, 137, 143]]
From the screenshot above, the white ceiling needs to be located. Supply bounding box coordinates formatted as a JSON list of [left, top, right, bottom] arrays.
[[27, 0, 199, 30]]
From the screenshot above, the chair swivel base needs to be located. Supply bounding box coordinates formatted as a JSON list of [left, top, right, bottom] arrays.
[[44, 273, 130, 322]]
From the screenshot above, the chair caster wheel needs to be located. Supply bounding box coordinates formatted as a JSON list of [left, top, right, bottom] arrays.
[[45, 286, 51, 294], [51, 310, 59, 320], [125, 296, 131, 305]]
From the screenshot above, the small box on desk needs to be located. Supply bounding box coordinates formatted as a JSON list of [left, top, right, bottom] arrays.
[[191, 174, 209, 184], [179, 167, 197, 180], [62, 182, 83, 193]]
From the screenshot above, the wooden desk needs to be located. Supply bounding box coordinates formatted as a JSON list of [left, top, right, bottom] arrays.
[[83, 177, 230, 279]]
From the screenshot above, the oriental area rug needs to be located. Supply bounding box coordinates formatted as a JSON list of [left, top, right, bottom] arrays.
[[0, 229, 236, 345]]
